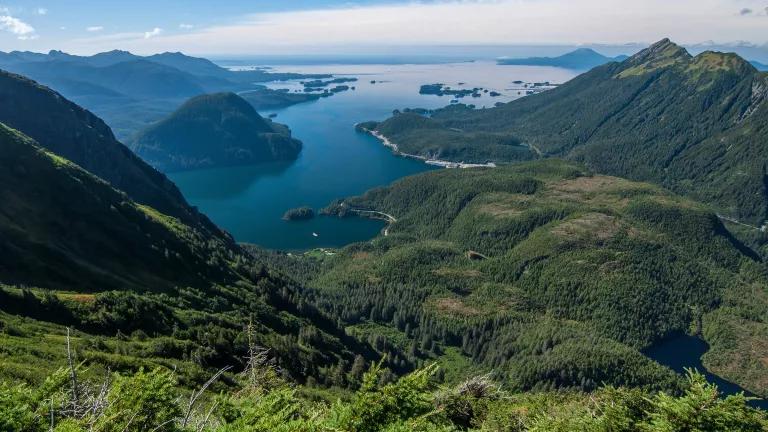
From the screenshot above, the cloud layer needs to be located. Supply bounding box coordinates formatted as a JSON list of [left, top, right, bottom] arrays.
[[19, 0, 768, 54]]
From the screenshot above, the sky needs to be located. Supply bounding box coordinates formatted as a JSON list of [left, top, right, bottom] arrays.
[[0, 0, 767, 56]]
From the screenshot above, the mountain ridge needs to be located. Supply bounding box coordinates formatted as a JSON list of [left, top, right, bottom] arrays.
[[370, 38, 768, 224], [0, 69, 225, 236]]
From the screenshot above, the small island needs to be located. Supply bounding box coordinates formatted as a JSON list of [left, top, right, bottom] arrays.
[[301, 77, 358, 89], [282, 206, 315, 221]]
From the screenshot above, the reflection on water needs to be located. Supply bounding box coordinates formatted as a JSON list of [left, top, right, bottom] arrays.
[[644, 334, 768, 410], [173, 161, 293, 200], [171, 62, 578, 250]]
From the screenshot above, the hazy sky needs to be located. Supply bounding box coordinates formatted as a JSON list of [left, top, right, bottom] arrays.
[[0, 0, 766, 55]]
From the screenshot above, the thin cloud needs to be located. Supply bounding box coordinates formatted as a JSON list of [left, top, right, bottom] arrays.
[[144, 27, 162, 39], [740, 8, 753, 15], [86, 26, 104, 32], [52, 0, 768, 55], [179, 23, 194, 29], [36, 7, 48, 15], [0, 14, 36, 39]]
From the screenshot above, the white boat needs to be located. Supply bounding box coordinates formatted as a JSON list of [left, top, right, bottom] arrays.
[[312, 232, 319, 237]]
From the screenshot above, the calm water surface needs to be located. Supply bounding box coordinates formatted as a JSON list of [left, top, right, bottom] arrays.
[[645, 335, 768, 409], [170, 62, 577, 250]]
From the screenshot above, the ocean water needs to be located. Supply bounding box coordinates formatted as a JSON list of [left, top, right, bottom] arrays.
[[169, 61, 577, 250]]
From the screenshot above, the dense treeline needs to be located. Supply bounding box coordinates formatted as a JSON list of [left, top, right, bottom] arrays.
[[307, 160, 768, 397]]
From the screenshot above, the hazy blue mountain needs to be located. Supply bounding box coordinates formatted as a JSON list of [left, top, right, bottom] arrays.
[[146, 51, 232, 78], [498, 48, 628, 69], [0, 49, 335, 140], [751, 60, 768, 71]]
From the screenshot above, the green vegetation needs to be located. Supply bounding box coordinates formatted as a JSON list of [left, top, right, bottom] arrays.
[[371, 39, 768, 224], [3, 42, 768, 429], [310, 159, 768, 397], [365, 112, 534, 163], [0, 69, 216, 230], [0, 122, 393, 391], [1, 345, 765, 431], [130, 92, 302, 172], [283, 207, 316, 221]]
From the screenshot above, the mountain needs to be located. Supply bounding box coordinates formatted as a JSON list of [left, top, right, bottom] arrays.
[[752, 60, 768, 71], [6, 58, 216, 99], [315, 159, 768, 397], [129, 92, 302, 171], [0, 70, 223, 235], [0, 121, 386, 387], [0, 49, 333, 140], [498, 48, 628, 69], [146, 51, 233, 78], [370, 39, 768, 224], [0, 123, 239, 292]]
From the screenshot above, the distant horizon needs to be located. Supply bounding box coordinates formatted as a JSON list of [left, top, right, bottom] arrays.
[[5, 41, 768, 64]]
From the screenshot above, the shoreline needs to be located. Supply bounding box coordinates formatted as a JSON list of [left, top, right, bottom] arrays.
[[359, 126, 497, 169]]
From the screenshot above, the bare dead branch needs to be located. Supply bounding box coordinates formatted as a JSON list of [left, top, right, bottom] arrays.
[[181, 365, 231, 427]]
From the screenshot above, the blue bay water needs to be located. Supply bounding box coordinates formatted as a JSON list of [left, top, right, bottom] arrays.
[[169, 62, 577, 250]]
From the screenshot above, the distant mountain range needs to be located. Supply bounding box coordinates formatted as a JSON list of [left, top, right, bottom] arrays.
[[752, 60, 768, 71], [0, 49, 330, 140], [498, 48, 629, 69], [130, 92, 302, 171], [370, 39, 768, 225]]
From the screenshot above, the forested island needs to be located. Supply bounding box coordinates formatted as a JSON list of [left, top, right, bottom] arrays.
[[129, 92, 302, 171], [282, 206, 316, 221]]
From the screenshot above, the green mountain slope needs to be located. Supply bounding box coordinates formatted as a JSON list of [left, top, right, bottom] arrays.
[[498, 48, 628, 69], [370, 39, 768, 224], [313, 160, 768, 397], [0, 70, 224, 237], [0, 122, 388, 387], [0, 123, 239, 292], [130, 92, 302, 171]]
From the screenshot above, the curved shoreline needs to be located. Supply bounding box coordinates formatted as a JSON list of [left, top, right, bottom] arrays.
[[358, 125, 497, 169]]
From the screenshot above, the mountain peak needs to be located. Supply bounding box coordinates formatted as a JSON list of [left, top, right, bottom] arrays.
[[617, 38, 691, 77], [632, 38, 690, 64]]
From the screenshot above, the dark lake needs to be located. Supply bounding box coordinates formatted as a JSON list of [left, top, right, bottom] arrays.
[[644, 334, 768, 410], [170, 62, 577, 250]]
